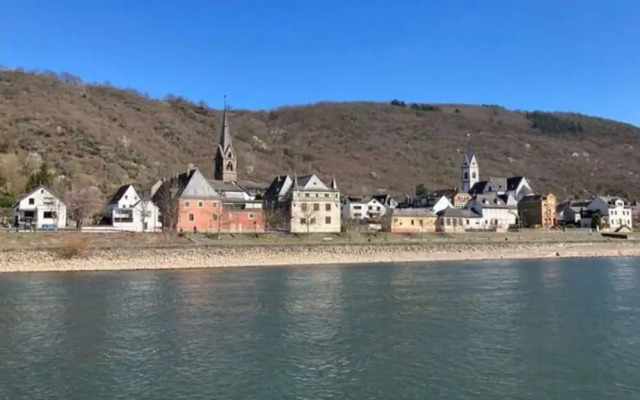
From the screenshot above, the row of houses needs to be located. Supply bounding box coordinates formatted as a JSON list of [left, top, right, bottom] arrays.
[[10, 110, 637, 234]]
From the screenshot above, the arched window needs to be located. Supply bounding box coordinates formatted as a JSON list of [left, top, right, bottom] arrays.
[[472, 172, 477, 179], [463, 171, 469, 180], [226, 161, 234, 171]]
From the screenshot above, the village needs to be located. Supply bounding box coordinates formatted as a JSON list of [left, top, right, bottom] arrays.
[[9, 109, 638, 238]]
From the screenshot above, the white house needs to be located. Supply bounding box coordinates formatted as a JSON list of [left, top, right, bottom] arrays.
[[341, 196, 386, 220], [12, 185, 67, 229], [469, 176, 534, 201], [466, 193, 511, 231], [107, 184, 162, 232], [372, 194, 399, 213], [580, 196, 633, 231]]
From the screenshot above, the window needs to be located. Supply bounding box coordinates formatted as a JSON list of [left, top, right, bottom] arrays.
[[185, 201, 190, 207], [248, 213, 254, 220], [325, 204, 331, 211], [376, 207, 381, 211], [213, 202, 218, 208], [28, 198, 35, 205], [43, 211, 54, 219], [301, 203, 308, 211], [310, 218, 316, 224], [198, 201, 204, 208], [472, 172, 477, 179], [466, 219, 470, 225], [125, 195, 128, 200], [324, 193, 329, 197], [368, 206, 372, 210], [188, 214, 194, 221], [300, 218, 307, 225], [354, 205, 362, 210], [305, 193, 310, 197], [313, 203, 320, 211], [325, 216, 331, 224], [411, 219, 415, 226], [212, 214, 218, 221], [226, 161, 234, 171], [464, 171, 468, 180]]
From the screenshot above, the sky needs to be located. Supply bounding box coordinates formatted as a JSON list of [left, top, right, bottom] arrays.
[[2, 0, 639, 125]]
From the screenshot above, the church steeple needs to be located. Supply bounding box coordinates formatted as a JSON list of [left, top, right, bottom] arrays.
[[461, 146, 479, 193], [214, 96, 237, 182]]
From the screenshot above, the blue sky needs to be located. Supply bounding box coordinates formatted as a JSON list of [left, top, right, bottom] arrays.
[[2, 1, 639, 125]]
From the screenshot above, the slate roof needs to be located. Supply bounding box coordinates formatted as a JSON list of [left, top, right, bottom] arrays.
[[108, 184, 133, 205], [393, 208, 436, 216], [208, 180, 247, 193], [506, 177, 525, 191], [264, 175, 292, 199], [473, 193, 509, 208], [437, 207, 481, 218]]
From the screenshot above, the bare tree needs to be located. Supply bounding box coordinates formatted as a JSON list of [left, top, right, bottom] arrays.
[[342, 218, 359, 242], [154, 180, 180, 232], [298, 203, 319, 238], [264, 207, 287, 232], [66, 186, 103, 230]]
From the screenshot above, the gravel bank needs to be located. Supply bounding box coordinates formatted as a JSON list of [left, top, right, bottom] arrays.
[[1, 241, 639, 272]]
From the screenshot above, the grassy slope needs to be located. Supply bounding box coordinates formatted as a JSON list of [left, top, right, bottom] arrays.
[[1, 70, 639, 200]]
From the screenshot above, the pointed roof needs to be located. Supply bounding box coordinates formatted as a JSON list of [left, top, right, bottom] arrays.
[[330, 176, 338, 190], [218, 104, 232, 153], [462, 144, 476, 165], [108, 184, 135, 205]]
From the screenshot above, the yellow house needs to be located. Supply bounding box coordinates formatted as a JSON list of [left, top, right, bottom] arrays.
[[385, 208, 437, 234]]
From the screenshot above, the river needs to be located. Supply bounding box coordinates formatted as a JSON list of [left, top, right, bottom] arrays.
[[1, 258, 639, 399]]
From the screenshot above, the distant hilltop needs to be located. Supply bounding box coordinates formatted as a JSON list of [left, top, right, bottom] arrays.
[[1, 68, 639, 202]]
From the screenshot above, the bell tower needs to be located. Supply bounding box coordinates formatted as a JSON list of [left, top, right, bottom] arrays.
[[214, 97, 237, 182], [461, 149, 479, 192]]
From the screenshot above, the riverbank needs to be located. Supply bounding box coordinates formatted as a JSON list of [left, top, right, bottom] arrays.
[[1, 240, 639, 273]]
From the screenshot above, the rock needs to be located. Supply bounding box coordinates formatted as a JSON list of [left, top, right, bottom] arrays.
[[370, 171, 379, 179]]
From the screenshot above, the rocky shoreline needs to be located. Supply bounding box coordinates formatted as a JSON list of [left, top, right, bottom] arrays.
[[1, 241, 639, 273]]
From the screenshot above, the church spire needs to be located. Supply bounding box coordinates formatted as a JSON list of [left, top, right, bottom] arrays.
[[219, 95, 232, 151], [214, 95, 237, 182]]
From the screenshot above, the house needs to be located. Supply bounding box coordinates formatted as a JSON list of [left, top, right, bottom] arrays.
[[436, 207, 482, 232], [385, 208, 437, 234], [341, 196, 386, 221], [107, 184, 162, 232], [400, 192, 453, 214], [371, 194, 399, 212], [12, 185, 67, 230], [556, 200, 589, 226], [263, 173, 341, 233], [580, 196, 633, 231], [517, 193, 557, 228], [466, 193, 511, 231]]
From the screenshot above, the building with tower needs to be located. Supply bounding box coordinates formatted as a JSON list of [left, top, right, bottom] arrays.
[[214, 106, 237, 183], [461, 150, 479, 192]]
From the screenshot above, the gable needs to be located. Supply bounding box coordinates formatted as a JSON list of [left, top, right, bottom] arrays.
[[300, 174, 330, 191]]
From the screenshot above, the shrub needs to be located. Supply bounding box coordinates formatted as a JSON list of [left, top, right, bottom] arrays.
[[0, 194, 17, 208], [57, 234, 90, 259]]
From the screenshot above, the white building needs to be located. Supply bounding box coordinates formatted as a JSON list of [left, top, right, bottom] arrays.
[[466, 193, 511, 231], [341, 196, 386, 220], [580, 196, 633, 231], [372, 194, 399, 213], [107, 184, 162, 232], [12, 185, 67, 229], [263, 173, 341, 234]]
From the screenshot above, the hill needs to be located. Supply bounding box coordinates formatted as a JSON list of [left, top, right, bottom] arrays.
[[1, 69, 639, 204]]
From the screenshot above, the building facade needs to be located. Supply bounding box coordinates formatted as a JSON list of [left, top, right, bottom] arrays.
[[517, 193, 557, 228], [107, 184, 162, 232], [12, 185, 67, 230], [385, 208, 437, 234]]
